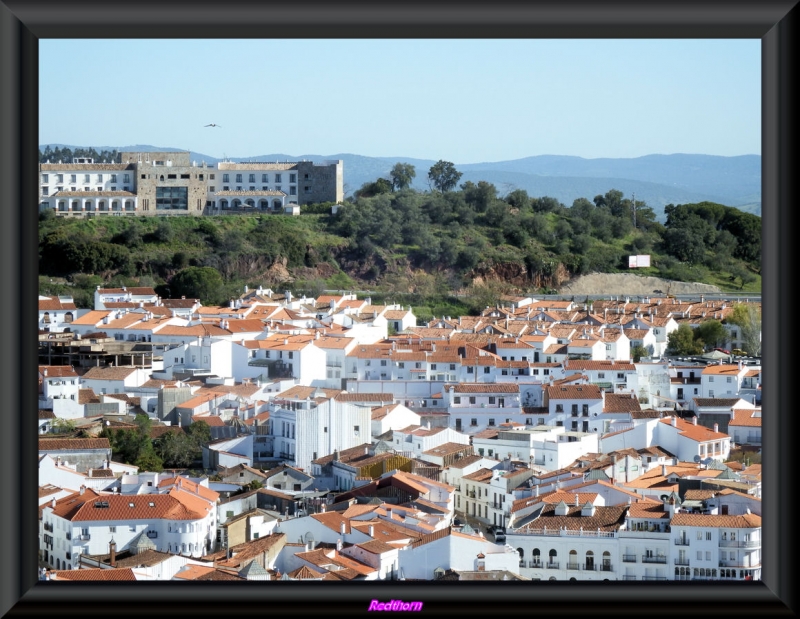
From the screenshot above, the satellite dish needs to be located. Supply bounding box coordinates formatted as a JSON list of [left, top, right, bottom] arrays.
[[693, 454, 701, 463], [303, 532, 314, 543], [703, 457, 714, 465]]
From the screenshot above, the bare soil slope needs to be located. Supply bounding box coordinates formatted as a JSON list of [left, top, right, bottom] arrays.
[[557, 273, 722, 296]]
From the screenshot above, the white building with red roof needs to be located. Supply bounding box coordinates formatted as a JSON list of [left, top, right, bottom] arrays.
[[39, 295, 88, 333]]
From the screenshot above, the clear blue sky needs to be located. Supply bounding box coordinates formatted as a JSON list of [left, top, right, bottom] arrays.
[[40, 39, 760, 164]]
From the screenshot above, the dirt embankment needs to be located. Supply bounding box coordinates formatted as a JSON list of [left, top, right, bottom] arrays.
[[557, 273, 722, 296]]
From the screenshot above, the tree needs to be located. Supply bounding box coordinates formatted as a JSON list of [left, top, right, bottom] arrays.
[[725, 302, 762, 356], [170, 266, 226, 306], [693, 319, 728, 350], [389, 162, 416, 191], [631, 345, 649, 362], [428, 160, 462, 193], [667, 324, 704, 355]]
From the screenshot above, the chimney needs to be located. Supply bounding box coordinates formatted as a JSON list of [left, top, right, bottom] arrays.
[[662, 464, 668, 477], [713, 423, 719, 433], [79, 485, 85, 495], [368, 524, 375, 537], [109, 540, 117, 567], [51, 498, 56, 508], [336, 538, 342, 552], [692, 417, 697, 426], [575, 494, 580, 507], [671, 417, 677, 428], [320, 503, 326, 513]]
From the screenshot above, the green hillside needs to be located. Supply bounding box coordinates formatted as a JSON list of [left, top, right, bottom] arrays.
[[38, 182, 761, 316]]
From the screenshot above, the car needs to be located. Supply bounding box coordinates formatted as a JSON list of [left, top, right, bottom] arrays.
[[453, 518, 463, 527], [714, 347, 731, 354]]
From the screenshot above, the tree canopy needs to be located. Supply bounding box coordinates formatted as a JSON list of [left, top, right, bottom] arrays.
[[389, 162, 416, 191], [428, 160, 463, 193]]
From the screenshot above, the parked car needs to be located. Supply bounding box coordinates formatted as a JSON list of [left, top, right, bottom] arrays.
[[714, 347, 731, 354]]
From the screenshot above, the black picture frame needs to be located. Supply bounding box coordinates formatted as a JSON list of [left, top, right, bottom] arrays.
[[2, 1, 795, 615]]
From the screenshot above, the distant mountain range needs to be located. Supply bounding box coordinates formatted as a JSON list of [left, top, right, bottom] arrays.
[[40, 144, 761, 218]]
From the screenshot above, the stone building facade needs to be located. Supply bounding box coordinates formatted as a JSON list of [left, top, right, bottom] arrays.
[[39, 151, 344, 217]]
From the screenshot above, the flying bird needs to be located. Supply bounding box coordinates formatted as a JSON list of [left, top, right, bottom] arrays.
[[204, 123, 221, 127]]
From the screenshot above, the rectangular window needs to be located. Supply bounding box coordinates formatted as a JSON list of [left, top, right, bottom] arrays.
[[236, 174, 242, 182], [156, 186, 188, 210], [598, 372, 605, 378], [249, 174, 256, 182], [109, 526, 116, 533], [706, 531, 712, 540], [556, 404, 563, 412], [262, 174, 268, 182], [167, 174, 177, 179], [488, 418, 495, 426], [41, 187, 48, 196], [471, 418, 478, 426], [124, 174, 130, 183], [709, 377, 714, 382], [223, 174, 229, 182], [469, 396, 476, 404], [697, 550, 703, 560], [454, 397, 461, 404], [290, 173, 296, 182], [275, 174, 282, 182], [42, 174, 49, 183]]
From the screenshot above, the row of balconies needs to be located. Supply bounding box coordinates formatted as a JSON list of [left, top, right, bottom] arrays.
[[719, 539, 760, 548]]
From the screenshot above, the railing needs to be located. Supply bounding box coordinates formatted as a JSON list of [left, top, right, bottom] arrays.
[[467, 491, 476, 498], [674, 538, 690, 546], [719, 539, 760, 548], [582, 563, 597, 571], [43, 522, 53, 532], [622, 575, 638, 581], [546, 562, 559, 569], [642, 556, 667, 564], [674, 558, 690, 566], [719, 560, 756, 568], [146, 531, 158, 539], [567, 562, 580, 570], [492, 502, 501, 509], [601, 564, 613, 572], [79, 534, 91, 541], [65, 552, 71, 560], [746, 434, 761, 443], [528, 560, 542, 568], [622, 554, 637, 563], [278, 452, 295, 460], [642, 576, 667, 581], [522, 528, 617, 538]]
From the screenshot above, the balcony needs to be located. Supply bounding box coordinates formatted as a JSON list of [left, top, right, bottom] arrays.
[[719, 539, 760, 548], [79, 534, 91, 541], [582, 563, 598, 571], [674, 538, 691, 546], [719, 559, 757, 568], [65, 552, 71, 560], [43, 522, 53, 532], [674, 558, 691, 566], [146, 531, 158, 539], [528, 560, 542, 568], [467, 491, 476, 498], [546, 562, 559, 569], [600, 564, 613, 572], [642, 555, 667, 564], [567, 562, 580, 570], [642, 576, 667, 581], [278, 452, 295, 460], [622, 575, 638, 581], [622, 554, 637, 563]]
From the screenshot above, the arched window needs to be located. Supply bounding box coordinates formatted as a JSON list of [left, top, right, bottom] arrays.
[[64, 312, 73, 323], [42, 312, 50, 324], [125, 200, 134, 211], [273, 199, 282, 210], [602, 551, 611, 569], [71, 201, 80, 211], [85, 201, 94, 211], [182, 543, 186, 553], [568, 549, 578, 569], [160, 175, 165, 181], [99, 201, 107, 211], [517, 548, 524, 558], [232, 199, 242, 208], [245, 199, 255, 207], [59, 201, 67, 211], [585, 550, 594, 570], [220, 199, 229, 209], [112, 201, 121, 211], [259, 199, 269, 209]]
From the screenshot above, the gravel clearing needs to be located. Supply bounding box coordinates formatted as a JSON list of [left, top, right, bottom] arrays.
[[557, 272, 722, 296]]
